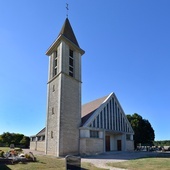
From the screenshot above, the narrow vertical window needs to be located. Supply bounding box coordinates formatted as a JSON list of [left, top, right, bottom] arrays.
[[52, 107, 54, 114], [100, 111, 103, 128], [107, 104, 109, 129], [104, 107, 106, 129], [118, 107, 120, 131], [52, 85, 55, 92], [110, 100, 113, 130], [51, 131, 53, 138], [97, 115, 99, 128], [93, 120, 95, 127], [115, 102, 117, 130], [54, 51, 58, 76], [69, 49, 74, 77]]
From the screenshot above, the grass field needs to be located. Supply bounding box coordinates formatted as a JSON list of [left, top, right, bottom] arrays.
[[0, 155, 107, 170], [1, 147, 170, 170], [108, 156, 170, 170], [0, 147, 106, 170], [0, 147, 15, 152]]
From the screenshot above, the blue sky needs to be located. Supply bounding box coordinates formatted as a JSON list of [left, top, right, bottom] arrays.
[[0, 0, 170, 141]]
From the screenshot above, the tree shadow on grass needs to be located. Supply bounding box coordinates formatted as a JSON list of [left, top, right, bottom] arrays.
[[0, 163, 11, 170], [150, 152, 170, 158]]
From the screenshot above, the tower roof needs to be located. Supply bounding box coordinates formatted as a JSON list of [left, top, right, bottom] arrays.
[[46, 18, 84, 56], [59, 18, 79, 47]]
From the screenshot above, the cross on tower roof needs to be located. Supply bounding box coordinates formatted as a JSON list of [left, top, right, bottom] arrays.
[[66, 3, 69, 18]]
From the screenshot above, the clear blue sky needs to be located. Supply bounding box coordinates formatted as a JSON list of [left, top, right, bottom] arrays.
[[0, 0, 170, 141]]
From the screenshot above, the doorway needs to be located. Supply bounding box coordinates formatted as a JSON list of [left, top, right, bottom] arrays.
[[117, 140, 121, 151], [105, 136, 110, 152]]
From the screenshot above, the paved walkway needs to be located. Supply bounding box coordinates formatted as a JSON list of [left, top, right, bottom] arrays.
[[81, 151, 162, 170], [22, 149, 167, 170]]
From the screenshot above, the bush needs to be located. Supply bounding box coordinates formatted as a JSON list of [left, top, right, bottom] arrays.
[[0, 150, 4, 158]]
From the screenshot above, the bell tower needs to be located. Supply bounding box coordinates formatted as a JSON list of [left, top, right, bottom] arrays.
[[45, 18, 85, 156]]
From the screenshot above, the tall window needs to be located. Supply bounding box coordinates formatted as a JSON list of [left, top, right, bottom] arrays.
[[69, 49, 74, 77], [104, 107, 106, 129], [54, 51, 58, 76]]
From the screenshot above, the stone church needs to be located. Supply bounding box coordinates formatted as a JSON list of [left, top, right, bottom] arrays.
[[30, 17, 134, 156]]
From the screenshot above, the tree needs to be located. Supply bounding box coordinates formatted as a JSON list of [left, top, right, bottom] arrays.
[[0, 132, 30, 148], [127, 113, 155, 148], [20, 136, 30, 148]]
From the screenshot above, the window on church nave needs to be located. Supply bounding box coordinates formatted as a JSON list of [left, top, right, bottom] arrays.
[[90, 130, 99, 138], [69, 49, 74, 77], [126, 134, 132, 140]]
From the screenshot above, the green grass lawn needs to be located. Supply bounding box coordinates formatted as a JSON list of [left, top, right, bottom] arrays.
[[0, 147, 14, 152], [108, 157, 170, 170], [1, 147, 170, 170], [0, 147, 106, 170], [0, 155, 107, 170]]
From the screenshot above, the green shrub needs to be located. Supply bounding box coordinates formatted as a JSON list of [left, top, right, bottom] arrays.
[[0, 150, 4, 157]]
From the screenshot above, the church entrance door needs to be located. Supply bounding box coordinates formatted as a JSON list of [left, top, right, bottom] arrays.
[[105, 136, 110, 152], [117, 140, 121, 151]]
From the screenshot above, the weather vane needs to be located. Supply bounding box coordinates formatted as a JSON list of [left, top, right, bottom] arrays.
[[66, 3, 69, 18]]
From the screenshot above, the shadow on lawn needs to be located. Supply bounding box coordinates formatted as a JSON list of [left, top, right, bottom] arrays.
[[82, 151, 170, 161], [0, 163, 11, 170], [152, 152, 170, 158]]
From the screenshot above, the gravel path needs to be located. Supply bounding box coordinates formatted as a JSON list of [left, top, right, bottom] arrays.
[[82, 158, 126, 170], [81, 151, 161, 170]]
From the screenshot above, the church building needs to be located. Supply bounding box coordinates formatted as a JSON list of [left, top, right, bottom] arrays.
[[30, 17, 134, 156]]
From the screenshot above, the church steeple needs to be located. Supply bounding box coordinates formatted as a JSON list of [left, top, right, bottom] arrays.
[[46, 18, 84, 56], [45, 18, 85, 156], [58, 18, 79, 47]]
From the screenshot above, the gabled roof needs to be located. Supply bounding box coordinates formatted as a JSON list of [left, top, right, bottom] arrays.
[[81, 95, 109, 125], [81, 92, 134, 134], [59, 18, 79, 47]]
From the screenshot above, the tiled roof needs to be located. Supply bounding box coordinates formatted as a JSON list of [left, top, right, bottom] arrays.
[[81, 95, 109, 125]]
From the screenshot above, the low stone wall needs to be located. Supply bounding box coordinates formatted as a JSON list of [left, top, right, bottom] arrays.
[[30, 142, 36, 150], [126, 140, 134, 151], [30, 141, 45, 152], [80, 138, 103, 155], [36, 141, 45, 152]]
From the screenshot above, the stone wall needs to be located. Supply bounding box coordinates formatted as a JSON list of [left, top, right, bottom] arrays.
[[36, 141, 45, 152], [30, 141, 45, 152], [30, 141, 36, 150], [126, 140, 134, 151], [80, 138, 103, 155]]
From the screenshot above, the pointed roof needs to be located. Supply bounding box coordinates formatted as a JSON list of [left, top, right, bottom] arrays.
[[81, 93, 134, 134], [46, 18, 84, 56], [59, 18, 79, 47]]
